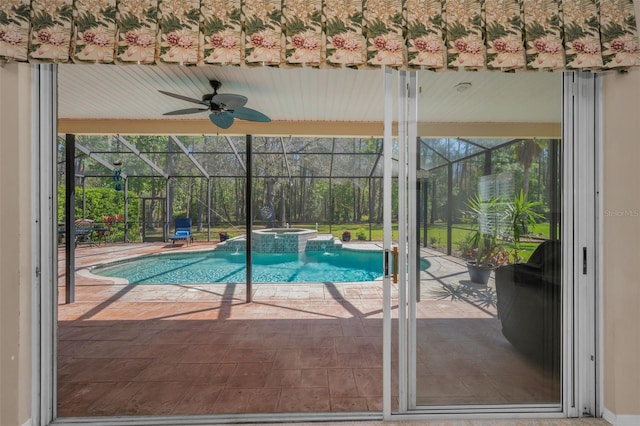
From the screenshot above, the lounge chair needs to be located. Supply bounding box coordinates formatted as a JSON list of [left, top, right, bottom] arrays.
[[168, 218, 193, 246], [494, 240, 561, 373]]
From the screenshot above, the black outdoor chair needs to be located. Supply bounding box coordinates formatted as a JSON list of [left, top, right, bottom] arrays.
[[495, 240, 561, 374]]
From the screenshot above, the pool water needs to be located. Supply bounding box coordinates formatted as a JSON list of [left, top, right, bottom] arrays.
[[92, 249, 401, 284]]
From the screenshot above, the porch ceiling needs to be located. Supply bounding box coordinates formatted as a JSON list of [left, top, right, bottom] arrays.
[[58, 64, 562, 137]]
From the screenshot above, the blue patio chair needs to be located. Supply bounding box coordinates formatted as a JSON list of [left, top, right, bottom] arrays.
[[168, 218, 193, 246]]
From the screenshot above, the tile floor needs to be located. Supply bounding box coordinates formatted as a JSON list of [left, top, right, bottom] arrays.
[[57, 242, 560, 420]]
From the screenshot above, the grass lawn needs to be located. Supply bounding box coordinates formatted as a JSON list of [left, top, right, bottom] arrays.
[[422, 222, 551, 262], [191, 222, 553, 262]]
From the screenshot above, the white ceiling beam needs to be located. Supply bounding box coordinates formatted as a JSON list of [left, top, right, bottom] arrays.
[[59, 119, 562, 139]]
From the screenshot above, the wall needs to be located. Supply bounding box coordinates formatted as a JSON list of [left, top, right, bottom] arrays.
[[0, 62, 32, 426], [1, 26, 640, 426], [599, 3, 640, 421], [601, 66, 640, 419]]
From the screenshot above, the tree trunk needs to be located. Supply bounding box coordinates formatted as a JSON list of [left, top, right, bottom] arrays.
[[264, 178, 277, 227], [280, 184, 286, 226], [166, 139, 176, 226], [430, 178, 437, 223], [147, 179, 160, 230], [353, 182, 358, 222], [219, 181, 231, 224], [186, 177, 194, 219], [197, 177, 205, 232], [522, 165, 532, 200], [377, 178, 383, 223]]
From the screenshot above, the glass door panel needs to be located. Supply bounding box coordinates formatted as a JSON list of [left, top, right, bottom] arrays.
[[247, 134, 388, 415], [415, 138, 563, 407], [398, 71, 564, 410]]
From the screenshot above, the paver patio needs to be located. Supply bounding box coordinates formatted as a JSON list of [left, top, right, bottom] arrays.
[[56, 242, 559, 418]]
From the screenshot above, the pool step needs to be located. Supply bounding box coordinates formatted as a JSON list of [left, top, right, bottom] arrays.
[[305, 235, 342, 252]]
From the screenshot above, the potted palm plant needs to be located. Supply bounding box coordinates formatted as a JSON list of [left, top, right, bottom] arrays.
[[460, 194, 509, 284], [460, 189, 546, 284], [505, 189, 545, 261]]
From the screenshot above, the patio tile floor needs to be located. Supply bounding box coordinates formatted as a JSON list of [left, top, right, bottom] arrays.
[[57, 242, 560, 419]]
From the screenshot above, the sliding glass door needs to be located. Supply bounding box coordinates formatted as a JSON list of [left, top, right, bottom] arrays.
[[413, 135, 563, 408], [386, 69, 575, 414]]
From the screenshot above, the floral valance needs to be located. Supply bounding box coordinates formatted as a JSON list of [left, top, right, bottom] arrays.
[[1, 0, 639, 71]]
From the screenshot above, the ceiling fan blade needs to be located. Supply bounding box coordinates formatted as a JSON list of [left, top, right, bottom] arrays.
[[163, 108, 208, 116], [230, 106, 271, 123], [158, 90, 206, 106], [212, 93, 248, 109], [209, 111, 235, 129]]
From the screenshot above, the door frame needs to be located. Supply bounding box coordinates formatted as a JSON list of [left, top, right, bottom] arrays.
[[141, 196, 167, 242], [562, 72, 600, 417], [32, 63, 58, 426], [32, 66, 600, 425], [382, 70, 599, 420]]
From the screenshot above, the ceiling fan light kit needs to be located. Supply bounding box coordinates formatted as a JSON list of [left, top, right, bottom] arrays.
[[159, 80, 271, 129]]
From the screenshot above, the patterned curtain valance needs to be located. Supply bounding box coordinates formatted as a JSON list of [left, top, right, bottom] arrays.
[[1, 0, 639, 71]]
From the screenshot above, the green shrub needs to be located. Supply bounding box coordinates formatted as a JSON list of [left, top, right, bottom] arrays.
[[57, 185, 140, 241]]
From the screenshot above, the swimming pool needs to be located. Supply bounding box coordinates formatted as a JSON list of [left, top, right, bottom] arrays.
[[92, 249, 408, 284]]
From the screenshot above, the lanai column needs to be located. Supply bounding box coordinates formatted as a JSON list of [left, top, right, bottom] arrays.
[[124, 178, 129, 243], [246, 135, 253, 303], [65, 133, 76, 304]]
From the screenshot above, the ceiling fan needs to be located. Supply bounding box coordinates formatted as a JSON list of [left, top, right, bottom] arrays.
[[159, 80, 271, 129]]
